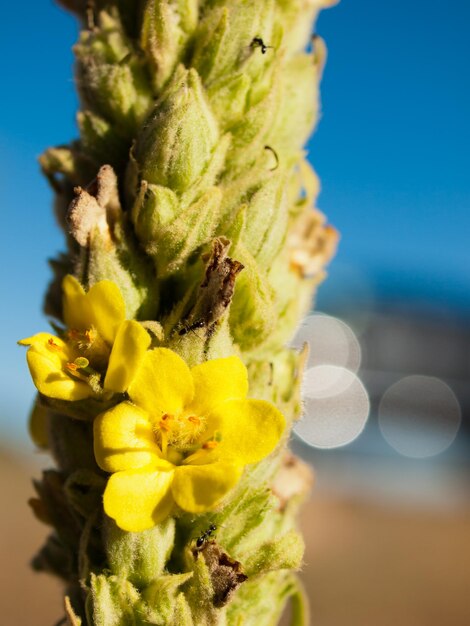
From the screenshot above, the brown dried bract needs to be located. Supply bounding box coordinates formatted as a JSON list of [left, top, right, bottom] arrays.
[[193, 541, 248, 608], [182, 237, 244, 334]]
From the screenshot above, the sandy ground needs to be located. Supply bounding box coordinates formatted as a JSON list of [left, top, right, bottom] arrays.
[[2, 451, 470, 625]]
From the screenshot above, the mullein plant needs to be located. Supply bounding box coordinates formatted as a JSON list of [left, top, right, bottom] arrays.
[[20, 0, 338, 624]]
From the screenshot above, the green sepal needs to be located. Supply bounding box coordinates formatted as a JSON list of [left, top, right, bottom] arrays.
[[139, 573, 193, 625], [133, 182, 223, 277], [104, 516, 175, 588], [229, 244, 276, 351], [141, 0, 198, 91], [87, 574, 141, 626], [191, 0, 276, 85], [135, 67, 219, 193], [75, 9, 153, 133], [244, 530, 304, 577]]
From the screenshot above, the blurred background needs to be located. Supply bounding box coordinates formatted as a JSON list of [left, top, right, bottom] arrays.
[[1, 0, 469, 624]]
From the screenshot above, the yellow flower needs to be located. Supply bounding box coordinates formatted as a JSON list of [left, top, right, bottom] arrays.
[[19, 276, 150, 402], [93, 349, 285, 532]]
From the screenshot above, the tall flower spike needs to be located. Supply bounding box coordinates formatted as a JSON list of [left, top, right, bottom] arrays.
[[21, 1, 338, 624]]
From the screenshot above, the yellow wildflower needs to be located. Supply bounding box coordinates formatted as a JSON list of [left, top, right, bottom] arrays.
[[19, 276, 150, 402], [93, 349, 285, 532]]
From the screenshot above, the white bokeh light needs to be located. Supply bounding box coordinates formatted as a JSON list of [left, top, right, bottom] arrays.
[[291, 314, 362, 373], [379, 375, 462, 458], [295, 366, 370, 449]]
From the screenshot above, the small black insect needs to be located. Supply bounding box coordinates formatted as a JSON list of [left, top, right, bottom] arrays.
[[196, 524, 217, 549], [178, 319, 205, 336], [251, 37, 274, 55]]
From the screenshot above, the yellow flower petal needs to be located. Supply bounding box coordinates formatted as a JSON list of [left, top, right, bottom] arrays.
[[207, 399, 286, 465], [128, 348, 194, 418], [86, 280, 126, 344], [62, 275, 93, 331], [104, 468, 175, 532], [172, 462, 243, 513], [104, 321, 151, 393], [94, 402, 170, 473], [187, 356, 249, 416], [20, 333, 93, 401]]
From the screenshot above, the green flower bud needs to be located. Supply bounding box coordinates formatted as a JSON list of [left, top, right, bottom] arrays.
[[68, 166, 159, 319], [229, 244, 276, 351], [75, 10, 153, 133], [191, 0, 276, 85], [77, 111, 128, 166], [244, 531, 304, 575], [134, 185, 223, 276], [88, 574, 140, 626], [104, 517, 175, 588], [268, 53, 320, 157], [206, 73, 252, 130], [136, 68, 219, 193], [141, 0, 198, 91], [140, 573, 193, 624]]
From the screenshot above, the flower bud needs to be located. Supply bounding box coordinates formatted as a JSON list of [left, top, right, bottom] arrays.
[[75, 10, 153, 133], [268, 53, 320, 157], [141, 0, 198, 90], [136, 68, 219, 193], [104, 516, 175, 588], [229, 244, 276, 350], [191, 0, 276, 85], [88, 574, 140, 626], [133, 185, 223, 276]]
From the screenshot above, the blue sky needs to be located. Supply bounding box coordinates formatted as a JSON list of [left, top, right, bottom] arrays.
[[1, 0, 469, 444]]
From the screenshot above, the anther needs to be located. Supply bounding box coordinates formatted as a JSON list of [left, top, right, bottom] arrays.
[[188, 415, 201, 425], [74, 357, 89, 369], [202, 440, 218, 450], [47, 338, 62, 352]]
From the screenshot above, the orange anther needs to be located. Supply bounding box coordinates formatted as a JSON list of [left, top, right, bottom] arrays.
[[187, 415, 201, 425], [65, 362, 78, 372], [47, 338, 62, 352], [202, 440, 218, 450]]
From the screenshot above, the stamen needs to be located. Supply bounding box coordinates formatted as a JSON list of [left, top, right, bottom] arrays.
[[65, 362, 78, 372], [202, 440, 218, 450], [187, 415, 201, 426], [74, 357, 89, 368], [47, 338, 62, 352], [159, 413, 173, 433]]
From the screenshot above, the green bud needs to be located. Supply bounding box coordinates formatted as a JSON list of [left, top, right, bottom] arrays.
[[224, 72, 281, 175], [139, 187, 223, 277], [140, 573, 193, 625], [136, 68, 219, 193], [268, 53, 320, 157], [75, 10, 153, 132], [68, 166, 159, 320], [104, 516, 175, 588], [88, 574, 140, 626], [141, 0, 198, 91], [206, 73, 251, 130], [241, 173, 288, 268], [77, 110, 128, 166], [244, 531, 305, 576], [191, 0, 276, 85], [229, 244, 276, 351]]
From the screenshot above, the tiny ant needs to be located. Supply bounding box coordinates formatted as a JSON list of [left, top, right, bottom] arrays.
[[178, 320, 205, 336], [195, 524, 217, 549], [251, 37, 274, 55]]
